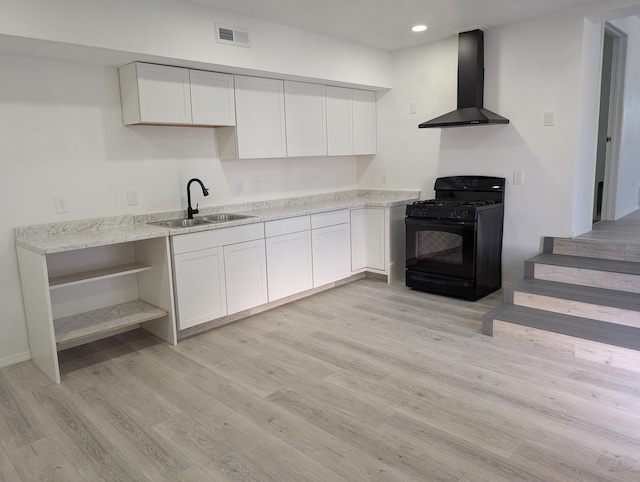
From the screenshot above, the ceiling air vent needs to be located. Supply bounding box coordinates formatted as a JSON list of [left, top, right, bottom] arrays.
[[216, 24, 251, 48]]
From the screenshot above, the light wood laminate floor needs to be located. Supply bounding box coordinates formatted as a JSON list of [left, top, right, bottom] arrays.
[[579, 209, 640, 246], [2, 279, 640, 481]]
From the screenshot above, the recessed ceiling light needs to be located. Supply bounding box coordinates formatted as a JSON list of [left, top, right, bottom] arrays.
[[412, 25, 428, 32]]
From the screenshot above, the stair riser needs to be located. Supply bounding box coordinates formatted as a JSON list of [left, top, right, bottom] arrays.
[[532, 264, 640, 294], [511, 291, 640, 329], [492, 320, 640, 373], [545, 237, 640, 262]]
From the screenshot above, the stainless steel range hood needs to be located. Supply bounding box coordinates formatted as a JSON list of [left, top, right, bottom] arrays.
[[419, 29, 509, 129]]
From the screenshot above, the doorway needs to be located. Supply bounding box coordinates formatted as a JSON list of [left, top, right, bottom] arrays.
[[593, 23, 626, 224]]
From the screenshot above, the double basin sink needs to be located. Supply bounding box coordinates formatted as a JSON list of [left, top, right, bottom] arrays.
[[148, 213, 256, 229]]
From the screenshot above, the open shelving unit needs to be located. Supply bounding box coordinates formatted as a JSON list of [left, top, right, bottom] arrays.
[[54, 300, 167, 347], [48, 262, 151, 289], [17, 237, 177, 383]]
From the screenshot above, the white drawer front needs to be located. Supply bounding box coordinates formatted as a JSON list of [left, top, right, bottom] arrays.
[[265, 215, 311, 238], [311, 209, 350, 229], [172, 223, 264, 254]]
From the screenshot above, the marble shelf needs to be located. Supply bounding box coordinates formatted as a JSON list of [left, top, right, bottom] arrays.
[[54, 299, 168, 347], [49, 262, 151, 290]]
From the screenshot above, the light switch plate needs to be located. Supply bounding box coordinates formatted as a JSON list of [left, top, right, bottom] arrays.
[[513, 170, 524, 185]]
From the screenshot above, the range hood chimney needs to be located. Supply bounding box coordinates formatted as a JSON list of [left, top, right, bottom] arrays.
[[419, 29, 509, 128]]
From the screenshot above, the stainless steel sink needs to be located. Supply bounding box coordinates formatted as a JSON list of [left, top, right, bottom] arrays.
[[148, 218, 212, 228], [148, 213, 256, 228], [198, 213, 256, 223]]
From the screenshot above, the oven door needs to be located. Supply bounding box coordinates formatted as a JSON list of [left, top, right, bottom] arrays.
[[406, 217, 476, 279]]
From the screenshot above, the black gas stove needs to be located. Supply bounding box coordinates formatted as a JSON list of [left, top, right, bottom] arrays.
[[405, 176, 505, 300]]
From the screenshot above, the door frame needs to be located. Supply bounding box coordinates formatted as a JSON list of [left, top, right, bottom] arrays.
[[600, 23, 627, 221]]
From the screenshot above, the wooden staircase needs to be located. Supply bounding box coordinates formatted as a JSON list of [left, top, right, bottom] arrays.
[[483, 236, 640, 372]]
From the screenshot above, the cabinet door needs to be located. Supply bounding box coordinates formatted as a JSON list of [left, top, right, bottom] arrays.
[[312, 223, 351, 287], [350, 208, 366, 271], [136, 63, 192, 125], [326, 86, 353, 156], [284, 81, 327, 157], [266, 230, 313, 302], [224, 239, 268, 315], [190, 70, 236, 126], [173, 247, 226, 330], [234, 76, 287, 159], [365, 208, 386, 270], [352, 89, 377, 155]]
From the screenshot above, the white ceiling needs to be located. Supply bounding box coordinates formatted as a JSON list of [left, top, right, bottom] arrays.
[[179, 0, 615, 51]]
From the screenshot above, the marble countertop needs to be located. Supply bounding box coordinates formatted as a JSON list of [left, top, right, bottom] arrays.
[[16, 189, 419, 255]]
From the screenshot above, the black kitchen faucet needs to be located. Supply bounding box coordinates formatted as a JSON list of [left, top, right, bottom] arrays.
[[187, 178, 209, 219]]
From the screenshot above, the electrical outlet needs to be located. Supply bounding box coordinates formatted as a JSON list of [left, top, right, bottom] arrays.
[[382, 173, 389, 185], [54, 195, 69, 214], [126, 190, 138, 206], [314, 175, 320, 186], [256, 180, 262, 192], [236, 181, 244, 194]]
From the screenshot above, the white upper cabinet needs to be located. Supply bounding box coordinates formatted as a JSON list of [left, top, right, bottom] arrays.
[[120, 62, 376, 157], [352, 89, 377, 155], [326, 86, 354, 156], [284, 81, 327, 157], [119, 62, 235, 127], [190, 70, 236, 126], [218, 75, 287, 160], [120, 62, 192, 125], [326, 87, 376, 156]]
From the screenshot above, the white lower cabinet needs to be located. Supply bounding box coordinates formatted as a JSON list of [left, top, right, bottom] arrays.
[[170, 207, 393, 332], [311, 210, 351, 287], [172, 246, 226, 330], [224, 239, 268, 315], [350, 208, 367, 271], [351, 207, 387, 273], [364, 208, 386, 270], [265, 216, 313, 302], [171, 223, 266, 329]]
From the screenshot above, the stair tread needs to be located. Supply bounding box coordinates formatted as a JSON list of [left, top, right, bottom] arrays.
[[527, 253, 640, 275], [485, 303, 640, 351], [507, 278, 640, 312]]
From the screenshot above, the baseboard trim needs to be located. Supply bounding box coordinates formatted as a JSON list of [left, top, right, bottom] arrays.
[[0, 351, 32, 368], [178, 273, 367, 340]]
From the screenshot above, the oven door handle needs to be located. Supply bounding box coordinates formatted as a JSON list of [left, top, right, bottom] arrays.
[[406, 218, 475, 228]]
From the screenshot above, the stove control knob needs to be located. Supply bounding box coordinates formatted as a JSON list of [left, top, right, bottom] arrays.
[[450, 209, 470, 220]]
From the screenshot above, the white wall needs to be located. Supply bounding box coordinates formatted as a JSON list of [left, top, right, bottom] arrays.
[[0, 0, 392, 89], [3, 0, 639, 368], [0, 54, 358, 366], [0, 0, 392, 367], [611, 15, 640, 217], [366, 10, 587, 283], [365, 3, 640, 283], [572, 13, 640, 233]]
